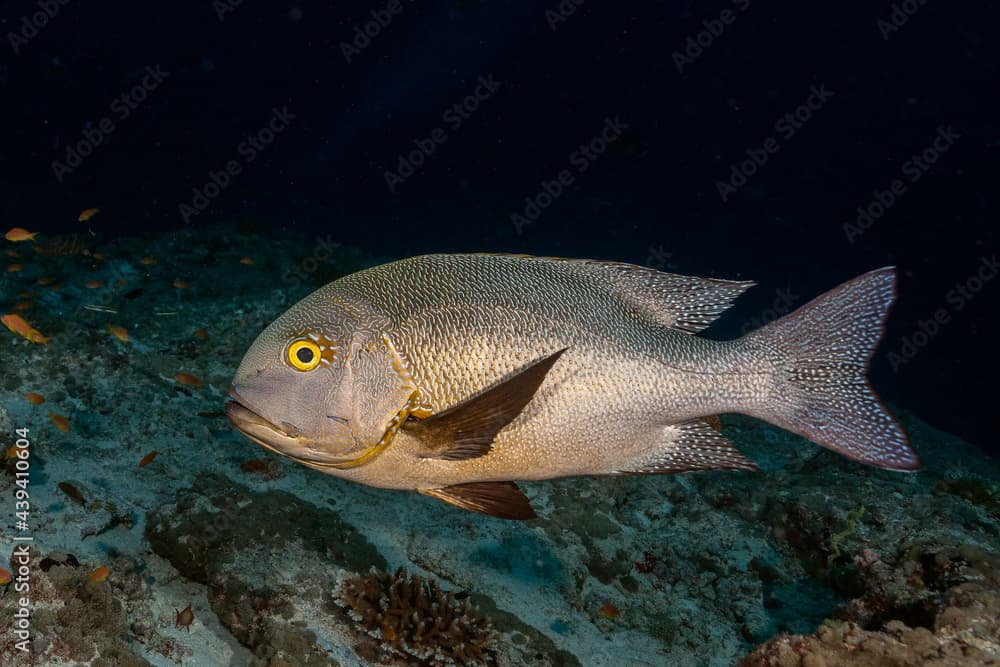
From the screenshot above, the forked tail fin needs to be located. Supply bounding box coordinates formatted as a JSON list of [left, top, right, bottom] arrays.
[[745, 267, 920, 470]]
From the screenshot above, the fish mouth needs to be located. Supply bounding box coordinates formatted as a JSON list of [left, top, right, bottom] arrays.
[[225, 385, 366, 468], [225, 388, 295, 457], [226, 386, 288, 435]]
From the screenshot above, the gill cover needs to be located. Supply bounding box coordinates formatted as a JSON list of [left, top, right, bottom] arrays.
[[335, 332, 419, 468]]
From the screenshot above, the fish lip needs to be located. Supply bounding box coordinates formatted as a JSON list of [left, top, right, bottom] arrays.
[[225, 385, 363, 468], [226, 386, 288, 435], [225, 399, 279, 432], [227, 384, 246, 406], [225, 399, 303, 461]]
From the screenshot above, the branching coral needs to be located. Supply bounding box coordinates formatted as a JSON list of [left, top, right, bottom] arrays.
[[335, 567, 496, 666]]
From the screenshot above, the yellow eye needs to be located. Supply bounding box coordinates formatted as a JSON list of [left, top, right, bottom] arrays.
[[287, 339, 322, 371]]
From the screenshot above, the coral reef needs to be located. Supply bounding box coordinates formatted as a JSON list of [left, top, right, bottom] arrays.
[[144, 473, 571, 666], [335, 567, 497, 666], [0, 548, 150, 665], [744, 589, 999, 667], [743, 542, 1000, 665], [145, 473, 379, 665], [737, 436, 1000, 666], [1, 225, 998, 665]]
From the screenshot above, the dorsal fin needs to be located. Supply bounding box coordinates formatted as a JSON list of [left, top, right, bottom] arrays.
[[587, 260, 755, 334], [471, 254, 755, 334]]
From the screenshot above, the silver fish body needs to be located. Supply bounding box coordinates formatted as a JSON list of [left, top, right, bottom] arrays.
[[227, 254, 919, 518]]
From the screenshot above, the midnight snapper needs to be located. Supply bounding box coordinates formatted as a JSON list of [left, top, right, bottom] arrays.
[[226, 254, 919, 519]]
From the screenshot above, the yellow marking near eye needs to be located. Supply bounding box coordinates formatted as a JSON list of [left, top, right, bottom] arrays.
[[296, 331, 339, 366]]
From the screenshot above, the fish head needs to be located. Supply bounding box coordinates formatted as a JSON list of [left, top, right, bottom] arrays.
[[226, 286, 415, 471]]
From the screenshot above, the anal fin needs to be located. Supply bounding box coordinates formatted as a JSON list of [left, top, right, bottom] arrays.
[[615, 418, 759, 474], [419, 482, 537, 520]]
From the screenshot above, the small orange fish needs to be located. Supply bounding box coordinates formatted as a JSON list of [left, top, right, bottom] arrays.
[[58, 481, 86, 505], [140, 256, 157, 265], [0, 568, 12, 585], [172, 279, 189, 289], [703, 415, 723, 431], [13, 301, 33, 312], [239, 257, 255, 265], [5, 228, 38, 242], [175, 604, 194, 631], [92, 252, 107, 261], [18, 291, 34, 299], [78, 207, 100, 222], [193, 328, 208, 340], [4, 445, 21, 460], [598, 602, 620, 619], [1, 313, 49, 344], [36, 276, 56, 286], [25, 392, 45, 405], [108, 325, 129, 342], [240, 459, 270, 474], [174, 372, 204, 388], [138, 450, 158, 467], [7, 264, 24, 272], [88, 565, 110, 583], [5, 249, 20, 258], [85, 280, 105, 289], [49, 413, 70, 432]]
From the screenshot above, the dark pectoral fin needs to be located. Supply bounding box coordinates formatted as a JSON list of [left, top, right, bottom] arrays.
[[404, 348, 567, 461], [419, 482, 537, 520]]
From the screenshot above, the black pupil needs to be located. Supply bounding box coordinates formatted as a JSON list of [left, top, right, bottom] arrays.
[[296, 347, 314, 364]]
